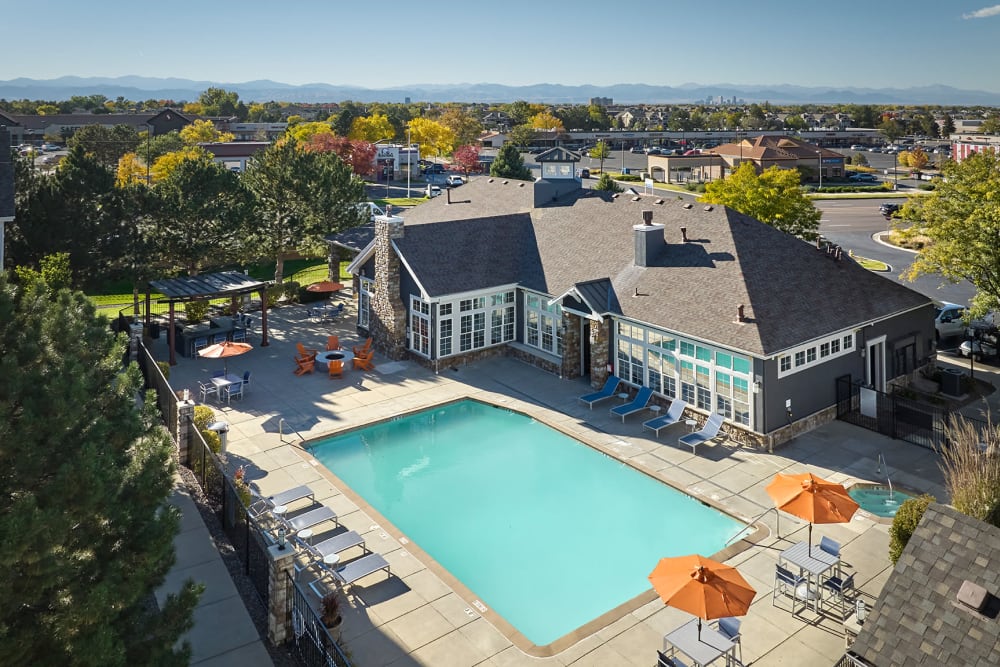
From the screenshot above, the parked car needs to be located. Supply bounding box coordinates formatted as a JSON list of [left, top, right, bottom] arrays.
[[42, 143, 59, 152], [446, 175, 464, 187], [423, 163, 445, 174], [425, 185, 442, 198], [849, 173, 878, 182], [960, 322, 998, 361], [934, 301, 968, 341], [850, 144, 864, 151], [576, 168, 590, 179], [879, 203, 902, 217]]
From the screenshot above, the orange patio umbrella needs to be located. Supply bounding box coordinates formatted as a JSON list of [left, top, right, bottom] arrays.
[[648, 554, 756, 639], [198, 341, 252, 375], [765, 472, 859, 554], [305, 280, 344, 293]]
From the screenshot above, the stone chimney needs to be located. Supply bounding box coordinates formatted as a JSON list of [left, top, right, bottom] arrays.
[[736, 304, 745, 322], [371, 215, 407, 359], [634, 211, 665, 267]]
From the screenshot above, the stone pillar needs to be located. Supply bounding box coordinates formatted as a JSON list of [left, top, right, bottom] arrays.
[[129, 322, 143, 364], [560, 313, 582, 379], [266, 543, 297, 646], [590, 318, 611, 389], [176, 397, 195, 464], [371, 216, 408, 360]]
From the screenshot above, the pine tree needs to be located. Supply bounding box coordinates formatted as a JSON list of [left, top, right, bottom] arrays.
[[0, 276, 201, 666], [489, 143, 532, 180]]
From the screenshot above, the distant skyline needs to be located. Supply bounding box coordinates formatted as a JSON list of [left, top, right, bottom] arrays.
[[7, 1, 1000, 94]]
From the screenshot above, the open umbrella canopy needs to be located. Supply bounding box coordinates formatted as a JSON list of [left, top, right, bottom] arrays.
[[765, 472, 859, 525], [648, 555, 756, 623], [306, 280, 344, 293], [198, 341, 252, 375]]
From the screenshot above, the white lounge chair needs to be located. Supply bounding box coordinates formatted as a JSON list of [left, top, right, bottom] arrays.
[[642, 399, 688, 437], [308, 552, 392, 597], [283, 505, 338, 533], [578, 375, 621, 409], [248, 484, 315, 518], [297, 529, 368, 576], [610, 386, 653, 422], [678, 413, 725, 453]]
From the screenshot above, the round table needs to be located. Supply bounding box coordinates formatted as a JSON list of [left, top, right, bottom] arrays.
[[324, 553, 340, 568], [316, 350, 354, 369], [298, 528, 313, 546], [684, 419, 698, 432], [272, 504, 288, 518], [617, 392, 630, 403], [648, 405, 662, 415]]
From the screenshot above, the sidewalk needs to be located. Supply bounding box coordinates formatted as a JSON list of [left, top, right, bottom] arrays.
[[157, 483, 273, 667]]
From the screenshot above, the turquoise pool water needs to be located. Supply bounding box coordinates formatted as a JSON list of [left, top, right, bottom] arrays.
[[848, 484, 916, 518], [309, 400, 744, 646]]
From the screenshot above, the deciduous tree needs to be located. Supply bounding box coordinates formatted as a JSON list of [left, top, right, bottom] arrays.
[[506, 124, 536, 149], [529, 111, 565, 132], [305, 134, 376, 176], [437, 108, 483, 147], [197, 87, 241, 117], [116, 152, 147, 186], [452, 144, 480, 175], [701, 162, 821, 240], [489, 143, 531, 180], [150, 147, 208, 183], [407, 118, 455, 157], [902, 149, 1000, 318], [0, 275, 202, 665], [285, 121, 335, 144], [348, 113, 395, 143], [179, 119, 234, 145]]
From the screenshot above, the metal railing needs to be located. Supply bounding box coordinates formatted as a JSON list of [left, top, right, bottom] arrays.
[[287, 573, 352, 667]]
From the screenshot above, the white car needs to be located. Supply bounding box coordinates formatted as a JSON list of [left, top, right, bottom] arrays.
[[934, 302, 967, 341], [446, 175, 464, 187], [426, 185, 442, 198]]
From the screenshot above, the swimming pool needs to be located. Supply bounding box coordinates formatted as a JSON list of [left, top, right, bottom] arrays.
[[308, 399, 745, 648]]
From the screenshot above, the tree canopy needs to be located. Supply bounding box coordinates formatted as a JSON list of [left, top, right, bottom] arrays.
[[902, 149, 1000, 318], [489, 143, 531, 180], [179, 119, 234, 145], [407, 118, 455, 157], [0, 275, 201, 665], [348, 113, 394, 143], [700, 162, 821, 240]]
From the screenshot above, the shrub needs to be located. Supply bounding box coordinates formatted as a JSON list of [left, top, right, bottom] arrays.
[[888, 493, 935, 564], [282, 280, 301, 302], [193, 405, 216, 432], [593, 173, 623, 193], [156, 361, 170, 381], [200, 429, 221, 454], [185, 300, 209, 323], [266, 285, 284, 308]]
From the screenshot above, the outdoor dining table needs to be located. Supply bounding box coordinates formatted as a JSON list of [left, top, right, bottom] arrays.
[[663, 618, 736, 667], [778, 541, 839, 612], [210, 374, 243, 402]]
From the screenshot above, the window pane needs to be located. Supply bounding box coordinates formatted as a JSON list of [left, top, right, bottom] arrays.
[[696, 346, 712, 362], [680, 341, 695, 357], [733, 357, 751, 374], [716, 352, 732, 369]]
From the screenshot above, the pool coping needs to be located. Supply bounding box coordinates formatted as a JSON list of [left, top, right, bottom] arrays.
[[293, 395, 768, 658]]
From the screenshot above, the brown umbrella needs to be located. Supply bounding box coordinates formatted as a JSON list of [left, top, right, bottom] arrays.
[[765, 472, 859, 554], [306, 280, 344, 293], [198, 341, 252, 375], [648, 554, 756, 639]]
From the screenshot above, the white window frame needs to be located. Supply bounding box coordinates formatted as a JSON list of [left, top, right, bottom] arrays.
[[409, 296, 431, 357], [524, 291, 563, 356], [436, 289, 515, 358], [358, 277, 373, 330], [776, 329, 856, 378]]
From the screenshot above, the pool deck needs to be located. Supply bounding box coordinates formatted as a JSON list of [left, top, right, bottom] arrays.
[[155, 301, 950, 666]]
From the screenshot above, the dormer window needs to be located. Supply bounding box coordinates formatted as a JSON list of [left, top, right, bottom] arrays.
[[542, 163, 574, 179]]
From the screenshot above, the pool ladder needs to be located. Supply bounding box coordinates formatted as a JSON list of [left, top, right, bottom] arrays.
[[876, 452, 895, 501], [726, 506, 780, 546]]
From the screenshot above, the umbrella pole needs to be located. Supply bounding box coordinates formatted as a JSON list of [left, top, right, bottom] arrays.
[[808, 523, 812, 556], [697, 617, 701, 640]]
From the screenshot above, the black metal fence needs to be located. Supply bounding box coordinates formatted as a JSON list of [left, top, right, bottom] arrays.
[[137, 343, 177, 433], [287, 573, 352, 667], [836, 375, 988, 450]]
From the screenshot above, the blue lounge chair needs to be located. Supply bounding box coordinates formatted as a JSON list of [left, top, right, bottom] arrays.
[[578, 375, 621, 409], [610, 386, 654, 422], [679, 413, 725, 453], [642, 399, 688, 437]]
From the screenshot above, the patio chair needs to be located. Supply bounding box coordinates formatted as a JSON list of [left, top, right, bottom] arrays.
[[248, 484, 315, 518], [822, 573, 856, 618], [326, 335, 341, 351], [296, 342, 318, 360], [198, 380, 218, 403], [242, 370, 251, 390], [353, 337, 373, 356], [294, 356, 315, 375], [224, 381, 244, 403], [657, 650, 688, 667], [308, 552, 391, 598], [353, 351, 375, 372], [231, 328, 247, 343], [711, 617, 742, 664], [819, 535, 841, 559], [642, 399, 688, 437], [609, 386, 653, 422], [295, 529, 368, 575], [211, 370, 225, 378], [193, 336, 209, 355], [577, 375, 621, 409], [773, 564, 806, 613], [282, 505, 339, 533], [678, 413, 725, 454], [328, 360, 344, 379]]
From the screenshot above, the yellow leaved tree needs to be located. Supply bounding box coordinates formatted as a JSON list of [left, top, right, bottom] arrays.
[[408, 118, 455, 157], [285, 121, 335, 143], [116, 152, 148, 186], [179, 119, 234, 145], [348, 114, 395, 143], [529, 111, 565, 132], [150, 147, 208, 183]]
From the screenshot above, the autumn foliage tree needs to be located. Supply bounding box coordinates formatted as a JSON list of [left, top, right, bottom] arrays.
[[529, 111, 565, 132], [701, 162, 821, 240], [305, 134, 376, 177], [348, 113, 395, 143], [452, 144, 480, 175], [408, 118, 455, 157], [179, 119, 234, 145]]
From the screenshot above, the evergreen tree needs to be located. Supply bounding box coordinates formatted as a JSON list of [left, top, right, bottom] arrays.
[[593, 172, 623, 193], [489, 143, 532, 180], [0, 275, 202, 665]]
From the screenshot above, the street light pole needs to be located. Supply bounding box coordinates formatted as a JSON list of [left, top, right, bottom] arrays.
[[817, 150, 823, 190]]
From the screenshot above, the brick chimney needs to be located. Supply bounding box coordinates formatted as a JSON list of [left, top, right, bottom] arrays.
[[371, 214, 407, 359], [634, 211, 665, 267]]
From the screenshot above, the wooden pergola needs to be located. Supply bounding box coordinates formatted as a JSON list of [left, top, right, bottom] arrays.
[[147, 271, 271, 366]]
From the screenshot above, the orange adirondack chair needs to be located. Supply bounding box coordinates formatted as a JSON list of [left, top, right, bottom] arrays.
[[352, 337, 373, 356], [353, 351, 375, 372], [296, 342, 318, 360], [294, 356, 315, 375], [328, 359, 344, 378], [326, 335, 341, 351]]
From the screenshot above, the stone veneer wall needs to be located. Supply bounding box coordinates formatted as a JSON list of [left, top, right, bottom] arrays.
[[370, 218, 408, 360], [560, 312, 582, 380], [588, 318, 611, 389]]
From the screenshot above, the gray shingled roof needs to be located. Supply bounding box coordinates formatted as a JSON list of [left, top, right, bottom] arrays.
[[149, 271, 267, 303], [374, 178, 930, 356], [850, 504, 1000, 667]]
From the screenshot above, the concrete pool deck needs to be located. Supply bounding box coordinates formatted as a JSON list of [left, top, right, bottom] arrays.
[[155, 302, 948, 666]]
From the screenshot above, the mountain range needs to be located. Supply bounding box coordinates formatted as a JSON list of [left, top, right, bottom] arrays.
[[2, 76, 999, 106]]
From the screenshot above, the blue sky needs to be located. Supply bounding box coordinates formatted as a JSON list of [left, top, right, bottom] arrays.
[[6, 1, 1000, 92]]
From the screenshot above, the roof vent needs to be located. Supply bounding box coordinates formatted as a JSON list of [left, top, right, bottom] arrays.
[[736, 304, 746, 323], [612, 193, 620, 199], [632, 195, 641, 201], [703, 205, 713, 212], [502, 180, 509, 185], [627, 187, 639, 195], [681, 227, 689, 243], [519, 182, 525, 187], [957, 580, 989, 612], [683, 203, 693, 209], [642, 210, 653, 226], [488, 178, 494, 183], [655, 199, 664, 205]]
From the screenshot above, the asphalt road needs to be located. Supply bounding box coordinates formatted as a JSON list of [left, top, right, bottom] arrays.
[[816, 199, 974, 307]]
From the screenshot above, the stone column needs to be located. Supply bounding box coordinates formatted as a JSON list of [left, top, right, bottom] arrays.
[[560, 313, 582, 379], [176, 397, 195, 464], [371, 216, 408, 360], [590, 318, 611, 389], [266, 543, 297, 645], [129, 322, 143, 364]]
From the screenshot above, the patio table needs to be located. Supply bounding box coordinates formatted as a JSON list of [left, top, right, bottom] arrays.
[[663, 618, 736, 667], [778, 541, 839, 612], [210, 374, 243, 401]]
